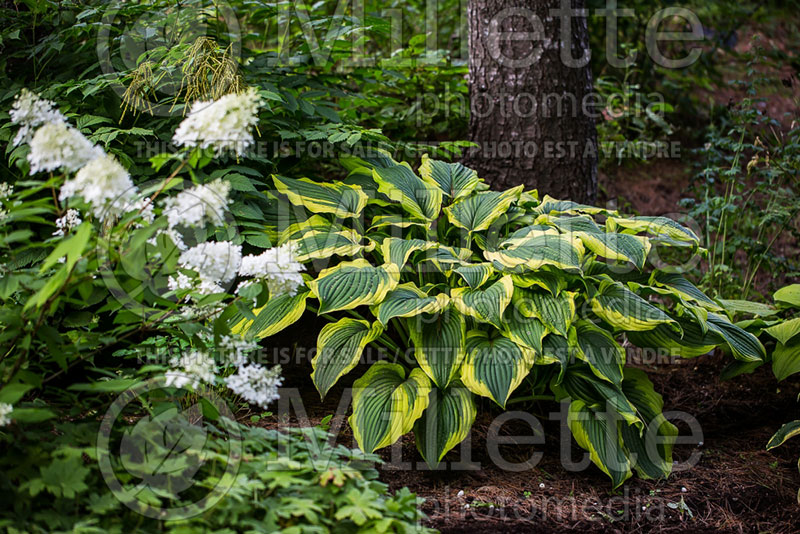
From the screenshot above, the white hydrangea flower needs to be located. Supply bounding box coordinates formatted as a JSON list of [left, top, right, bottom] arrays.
[[162, 179, 231, 229], [238, 243, 305, 297], [10, 89, 66, 146], [53, 209, 82, 236], [225, 363, 282, 408], [172, 87, 263, 156], [28, 122, 100, 173], [218, 335, 258, 365], [165, 350, 216, 390], [0, 183, 13, 199], [59, 153, 137, 221], [0, 402, 13, 426], [170, 241, 242, 295]]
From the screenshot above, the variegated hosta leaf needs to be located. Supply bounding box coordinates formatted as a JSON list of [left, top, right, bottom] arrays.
[[453, 263, 494, 289], [542, 214, 651, 269], [568, 399, 632, 489], [420, 244, 472, 274], [349, 362, 432, 453], [231, 290, 309, 339], [651, 273, 721, 311], [308, 259, 400, 314], [273, 175, 368, 219], [511, 270, 567, 295], [502, 308, 547, 353], [575, 322, 625, 385], [279, 214, 340, 244], [461, 331, 535, 408], [414, 382, 476, 467], [371, 283, 449, 326], [619, 368, 677, 480], [541, 334, 571, 382], [380, 237, 433, 269], [339, 147, 398, 172], [290, 228, 365, 262], [512, 288, 576, 337], [311, 318, 384, 398], [500, 224, 560, 248], [607, 215, 700, 244], [555, 366, 641, 429], [626, 315, 721, 359], [451, 275, 514, 329], [418, 154, 481, 203], [705, 312, 766, 362], [534, 194, 609, 216], [444, 185, 523, 233], [485, 234, 584, 273], [766, 420, 800, 450], [591, 281, 675, 332], [408, 307, 466, 388], [369, 214, 429, 230], [371, 163, 443, 221]]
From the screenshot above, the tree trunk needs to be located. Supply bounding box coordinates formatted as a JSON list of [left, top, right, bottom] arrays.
[[464, 0, 598, 203]]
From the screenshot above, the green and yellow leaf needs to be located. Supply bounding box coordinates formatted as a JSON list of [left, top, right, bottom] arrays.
[[308, 259, 400, 314], [414, 382, 476, 467], [408, 307, 466, 388], [460, 331, 535, 408], [273, 175, 368, 219], [311, 318, 384, 398], [418, 155, 481, 203], [451, 276, 514, 329]]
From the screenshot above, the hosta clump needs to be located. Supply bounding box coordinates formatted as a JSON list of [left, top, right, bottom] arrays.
[[234, 152, 767, 487]]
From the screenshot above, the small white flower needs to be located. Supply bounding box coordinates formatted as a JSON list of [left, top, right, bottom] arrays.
[[59, 154, 137, 221], [457, 490, 465, 498], [218, 335, 258, 365], [162, 179, 232, 229], [0, 183, 13, 200], [681, 487, 687, 493], [177, 241, 242, 290], [538, 483, 545, 489], [238, 243, 305, 297], [172, 87, 263, 156], [0, 208, 7, 224], [225, 363, 282, 408], [10, 89, 66, 146], [165, 350, 216, 390], [0, 402, 13, 426], [53, 209, 82, 236], [28, 122, 100, 173]]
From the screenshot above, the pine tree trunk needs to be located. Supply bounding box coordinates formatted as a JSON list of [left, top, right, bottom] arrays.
[[464, 0, 598, 203]]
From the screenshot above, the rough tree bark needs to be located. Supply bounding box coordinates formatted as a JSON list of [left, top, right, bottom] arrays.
[[464, 0, 598, 203]]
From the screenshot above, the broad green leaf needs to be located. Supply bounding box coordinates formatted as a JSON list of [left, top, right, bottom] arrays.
[[541, 334, 571, 382], [591, 281, 674, 331], [420, 244, 472, 273], [349, 362, 431, 452], [555, 366, 640, 429], [511, 270, 567, 295], [311, 318, 384, 398], [371, 163, 442, 221], [0, 384, 33, 404], [568, 400, 632, 488], [273, 175, 368, 218], [513, 288, 576, 337], [414, 383, 476, 467], [485, 234, 584, 273], [308, 259, 400, 314], [607, 216, 700, 244], [766, 420, 800, 450], [461, 331, 535, 408], [772, 341, 800, 381], [418, 155, 481, 202], [543, 215, 651, 269], [372, 283, 449, 326], [41, 222, 92, 273], [444, 186, 523, 233], [278, 215, 338, 244], [764, 317, 800, 345], [451, 276, 514, 329], [409, 307, 466, 388], [706, 312, 766, 362], [774, 284, 800, 308], [369, 214, 429, 230], [619, 368, 677, 480], [717, 299, 778, 317], [380, 237, 433, 269], [232, 291, 309, 339], [453, 263, 494, 289], [575, 322, 625, 385]]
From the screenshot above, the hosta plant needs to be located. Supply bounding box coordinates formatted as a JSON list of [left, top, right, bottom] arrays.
[[232, 151, 767, 487]]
